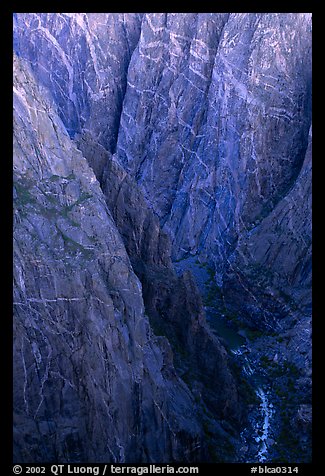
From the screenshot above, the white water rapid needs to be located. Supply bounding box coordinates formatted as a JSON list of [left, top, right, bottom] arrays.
[[232, 346, 274, 462]]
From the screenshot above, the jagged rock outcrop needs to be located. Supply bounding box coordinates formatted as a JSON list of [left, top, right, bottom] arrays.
[[75, 130, 172, 268], [223, 126, 312, 330], [13, 55, 208, 463], [76, 131, 242, 436]]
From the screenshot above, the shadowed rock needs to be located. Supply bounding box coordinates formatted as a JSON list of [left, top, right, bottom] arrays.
[[13, 55, 207, 463]]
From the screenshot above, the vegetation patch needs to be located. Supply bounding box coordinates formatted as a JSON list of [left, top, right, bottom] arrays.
[[56, 226, 94, 259], [14, 180, 36, 206], [48, 172, 76, 182]]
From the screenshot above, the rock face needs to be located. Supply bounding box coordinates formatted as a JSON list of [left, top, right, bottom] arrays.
[[223, 127, 312, 330], [116, 13, 312, 266], [13, 12, 312, 463], [14, 12, 312, 327], [14, 13, 143, 149], [13, 55, 208, 463], [76, 131, 242, 452]]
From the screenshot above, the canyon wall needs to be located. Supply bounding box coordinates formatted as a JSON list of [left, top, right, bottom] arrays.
[[13, 13, 312, 463]]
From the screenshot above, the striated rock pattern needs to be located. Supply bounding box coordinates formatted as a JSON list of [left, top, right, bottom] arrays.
[[223, 126, 312, 330], [13, 55, 208, 463], [116, 13, 312, 270], [13, 12, 312, 463], [14, 13, 143, 149], [76, 132, 243, 451], [14, 13, 312, 329]]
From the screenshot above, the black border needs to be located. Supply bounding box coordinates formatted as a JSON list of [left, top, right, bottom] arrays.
[[6, 3, 320, 474], [3, 5, 14, 474]]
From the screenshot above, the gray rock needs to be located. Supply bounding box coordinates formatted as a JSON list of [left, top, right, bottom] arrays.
[[13, 12, 312, 463], [13, 55, 206, 463], [223, 127, 312, 357], [76, 129, 243, 438], [115, 13, 312, 273], [13, 12, 312, 328], [14, 13, 143, 149]]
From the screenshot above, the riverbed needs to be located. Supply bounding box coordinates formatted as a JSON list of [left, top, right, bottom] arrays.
[[173, 256, 280, 463]]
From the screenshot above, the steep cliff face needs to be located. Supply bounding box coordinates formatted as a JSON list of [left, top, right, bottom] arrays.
[[14, 13, 143, 149], [76, 131, 242, 446], [14, 12, 312, 330], [13, 12, 312, 463], [223, 126, 312, 330], [13, 55, 208, 463], [116, 13, 312, 272]]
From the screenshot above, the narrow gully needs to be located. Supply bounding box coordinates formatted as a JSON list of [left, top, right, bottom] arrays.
[[174, 256, 277, 462]]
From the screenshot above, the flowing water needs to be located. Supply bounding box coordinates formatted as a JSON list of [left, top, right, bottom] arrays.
[[206, 302, 275, 461], [232, 346, 275, 462], [255, 387, 274, 462], [174, 257, 276, 462]]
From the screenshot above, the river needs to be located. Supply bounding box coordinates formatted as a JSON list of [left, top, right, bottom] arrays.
[[231, 345, 275, 462], [174, 257, 276, 462]]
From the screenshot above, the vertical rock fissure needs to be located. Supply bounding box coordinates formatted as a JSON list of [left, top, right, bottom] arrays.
[[111, 15, 144, 155]]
